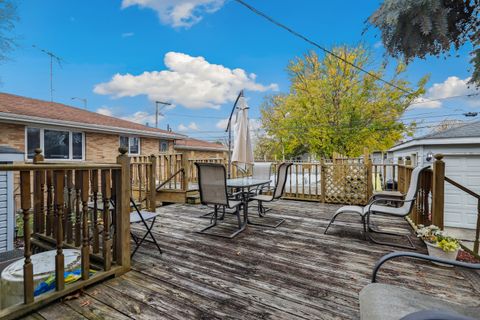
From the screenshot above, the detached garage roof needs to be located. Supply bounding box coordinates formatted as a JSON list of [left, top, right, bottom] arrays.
[[0, 92, 185, 139], [174, 138, 227, 152], [389, 121, 480, 152]]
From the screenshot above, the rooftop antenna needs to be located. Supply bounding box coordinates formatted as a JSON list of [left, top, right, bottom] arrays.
[[32, 45, 66, 102], [71, 97, 87, 109], [155, 101, 172, 128]]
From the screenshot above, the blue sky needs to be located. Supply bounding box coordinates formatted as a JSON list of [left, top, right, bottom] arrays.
[[1, 0, 479, 142]]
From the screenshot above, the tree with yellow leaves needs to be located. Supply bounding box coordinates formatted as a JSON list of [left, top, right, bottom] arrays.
[[258, 47, 428, 159]]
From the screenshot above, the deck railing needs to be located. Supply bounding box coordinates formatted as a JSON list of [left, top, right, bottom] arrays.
[[0, 148, 131, 320]]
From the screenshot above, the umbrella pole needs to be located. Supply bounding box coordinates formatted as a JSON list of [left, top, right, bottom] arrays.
[[226, 90, 244, 178]]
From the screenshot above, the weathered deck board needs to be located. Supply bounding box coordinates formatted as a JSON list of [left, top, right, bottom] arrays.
[[25, 200, 480, 319]]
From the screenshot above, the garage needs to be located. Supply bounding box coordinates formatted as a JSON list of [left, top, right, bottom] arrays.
[[388, 120, 480, 230]]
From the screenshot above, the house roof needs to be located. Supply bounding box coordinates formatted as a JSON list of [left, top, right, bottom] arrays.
[[174, 138, 227, 152], [0, 92, 184, 139], [420, 120, 480, 139], [389, 120, 480, 152]]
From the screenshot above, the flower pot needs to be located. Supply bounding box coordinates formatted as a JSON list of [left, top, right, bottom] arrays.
[[424, 241, 459, 267]]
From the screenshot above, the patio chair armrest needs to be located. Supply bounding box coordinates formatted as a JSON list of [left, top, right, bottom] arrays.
[[372, 252, 480, 283], [366, 197, 416, 214]]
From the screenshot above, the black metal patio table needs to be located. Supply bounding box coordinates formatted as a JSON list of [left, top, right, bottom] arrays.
[[226, 177, 271, 226]]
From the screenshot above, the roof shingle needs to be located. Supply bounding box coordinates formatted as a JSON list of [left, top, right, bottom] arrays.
[[0, 92, 179, 138]]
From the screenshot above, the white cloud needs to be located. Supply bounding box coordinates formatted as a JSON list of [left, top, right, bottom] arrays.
[[373, 41, 383, 49], [121, 0, 224, 28], [94, 51, 278, 110], [96, 107, 159, 126], [121, 32, 135, 38], [410, 76, 480, 109], [188, 122, 199, 130], [216, 118, 228, 129], [125, 111, 157, 125], [178, 122, 200, 131], [96, 107, 114, 116]]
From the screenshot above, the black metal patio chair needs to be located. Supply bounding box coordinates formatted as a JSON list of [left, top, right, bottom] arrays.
[[360, 251, 480, 320], [195, 162, 244, 238], [248, 162, 292, 228], [324, 165, 431, 249]]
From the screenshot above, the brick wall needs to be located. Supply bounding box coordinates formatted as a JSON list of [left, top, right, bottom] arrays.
[[85, 132, 119, 163], [0, 123, 25, 153], [141, 137, 159, 156]]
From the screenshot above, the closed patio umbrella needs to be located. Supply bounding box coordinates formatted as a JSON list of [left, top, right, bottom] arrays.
[[231, 95, 254, 167]]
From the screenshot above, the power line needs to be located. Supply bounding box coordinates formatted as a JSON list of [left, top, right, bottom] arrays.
[[232, 0, 413, 95], [408, 92, 480, 106]]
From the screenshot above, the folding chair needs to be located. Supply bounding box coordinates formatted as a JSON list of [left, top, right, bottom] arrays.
[[195, 163, 244, 238], [129, 199, 162, 257]]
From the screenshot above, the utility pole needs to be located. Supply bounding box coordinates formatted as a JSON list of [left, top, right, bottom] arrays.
[[155, 101, 172, 128], [71, 97, 87, 109], [32, 45, 65, 102]]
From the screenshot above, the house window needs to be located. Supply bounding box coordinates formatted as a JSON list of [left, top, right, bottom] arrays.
[[119, 136, 140, 155], [44, 130, 69, 159], [26, 128, 84, 160], [26, 128, 40, 159], [159, 140, 168, 152]]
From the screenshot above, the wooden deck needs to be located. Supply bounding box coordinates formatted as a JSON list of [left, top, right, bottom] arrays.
[[23, 200, 480, 320]]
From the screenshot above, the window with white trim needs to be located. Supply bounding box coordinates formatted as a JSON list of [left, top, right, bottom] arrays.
[[119, 136, 140, 155], [26, 127, 85, 160], [159, 140, 169, 153]]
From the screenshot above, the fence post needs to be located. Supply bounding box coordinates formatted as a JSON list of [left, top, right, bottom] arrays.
[[320, 158, 326, 203], [364, 148, 373, 200], [398, 157, 404, 192], [431, 154, 445, 229], [149, 154, 157, 212], [181, 153, 189, 191], [115, 147, 131, 272]]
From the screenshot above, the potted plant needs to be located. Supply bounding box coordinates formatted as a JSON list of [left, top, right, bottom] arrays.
[[416, 225, 460, 265]]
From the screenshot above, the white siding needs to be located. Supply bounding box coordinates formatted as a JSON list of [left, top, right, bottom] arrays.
[[443, 155, 480, 229], [390, 143, 480, 229], [0, 171, 7, 252]]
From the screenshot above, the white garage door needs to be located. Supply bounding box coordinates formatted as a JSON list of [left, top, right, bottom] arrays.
[[444, 155, 480, 229]]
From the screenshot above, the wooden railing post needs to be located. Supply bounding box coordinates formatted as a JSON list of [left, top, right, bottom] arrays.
[[91, 169, 100, 254], [101, 169, 112, 271], [432, 154, 445, 229], [320, 159, 326, 203], [54, 170, 65, 291], [364, 148, 373, 200], [115, 147, 131, 272], [149, 154, 157, 212], [33, 149, 44, 234], [20, 170, 34, 304], [397, 157, 404, 192], [181, 154, 189, 191], [81, 170, 90, 280]]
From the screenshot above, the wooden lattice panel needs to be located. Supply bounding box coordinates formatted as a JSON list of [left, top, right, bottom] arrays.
[[324, 164, 369, 205]]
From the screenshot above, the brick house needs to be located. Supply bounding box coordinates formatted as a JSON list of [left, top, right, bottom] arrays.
[[174, 137, 227, 160], [0, 92, 186, 163]]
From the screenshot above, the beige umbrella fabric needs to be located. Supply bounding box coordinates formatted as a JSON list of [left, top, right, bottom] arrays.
[[231, 95, 254, 165]]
